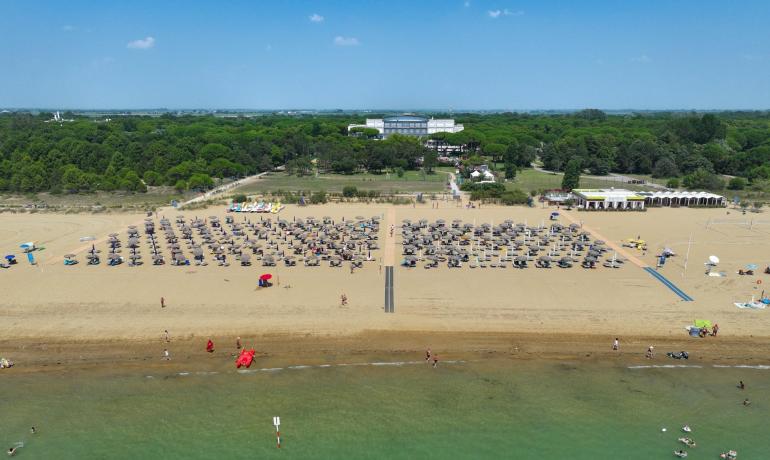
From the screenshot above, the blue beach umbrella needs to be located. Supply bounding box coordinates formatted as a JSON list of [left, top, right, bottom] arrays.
[[746, 264, 758, 270], [5, 255, 14, 260]]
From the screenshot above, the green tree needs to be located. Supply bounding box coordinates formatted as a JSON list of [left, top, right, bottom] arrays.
[[342, 186, 358, 197], [666, 178, 680, 189], [423, 150, 438, 174], [187, 173, 214, 191], [652, 157, 679, 178], [727, 177, 746, 190], [682, 168, 725, 191], [561, 159, 581, 191]]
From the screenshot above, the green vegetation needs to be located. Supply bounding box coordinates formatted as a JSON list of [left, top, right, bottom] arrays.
[[505, 169, 654, 194], [2, 110, 770, 200], [235, 171, 447, 195], [561, 159, 582, 191]]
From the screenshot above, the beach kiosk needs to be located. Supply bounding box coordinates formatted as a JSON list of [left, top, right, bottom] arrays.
[[571, 189, 646, 210]]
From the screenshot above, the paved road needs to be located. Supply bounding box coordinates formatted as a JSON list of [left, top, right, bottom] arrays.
[[447, 171, 465, 199]]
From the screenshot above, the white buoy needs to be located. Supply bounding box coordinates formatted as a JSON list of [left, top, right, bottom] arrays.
[[662, 428, 667, 432]]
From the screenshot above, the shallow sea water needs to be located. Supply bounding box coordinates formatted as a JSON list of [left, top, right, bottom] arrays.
[[2, 359, 768, 459]]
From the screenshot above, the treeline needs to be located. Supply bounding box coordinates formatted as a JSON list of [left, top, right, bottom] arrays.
[[1, 110, 770, 195]]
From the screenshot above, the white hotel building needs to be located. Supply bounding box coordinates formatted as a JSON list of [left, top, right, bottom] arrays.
[[348, 115, 464, 138]]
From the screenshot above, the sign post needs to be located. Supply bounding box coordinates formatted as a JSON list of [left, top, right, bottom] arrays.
[[273, 416, 281, 448]]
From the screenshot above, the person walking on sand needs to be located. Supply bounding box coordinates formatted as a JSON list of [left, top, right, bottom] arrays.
[[160, 297, 165, 308], [163, 330, 170, 343], [206, 339, 215, 353], [425, 348, 432, 362], [236, 337, 242, 349], [612, 338, 619, 351], [162, 349, 170, 360]]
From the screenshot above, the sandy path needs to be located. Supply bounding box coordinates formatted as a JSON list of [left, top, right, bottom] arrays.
[[560, 209, 649, 268]]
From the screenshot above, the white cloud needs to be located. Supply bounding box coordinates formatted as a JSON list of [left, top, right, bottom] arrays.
[[309, 13, 324, 23], [127, 36, 155, 49], [630, 54, 652, 63], [489, 9, 523, 18], [62, 25, 76, 32], [333, 36, 359, 46]]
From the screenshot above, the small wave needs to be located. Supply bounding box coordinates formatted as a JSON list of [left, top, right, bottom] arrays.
[[724, 364, 770, 370], [628, 365, 702, 369], [177, 372, 190, 376]]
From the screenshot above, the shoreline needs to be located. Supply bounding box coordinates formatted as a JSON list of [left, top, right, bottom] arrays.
[[4, 330, 770, 376]]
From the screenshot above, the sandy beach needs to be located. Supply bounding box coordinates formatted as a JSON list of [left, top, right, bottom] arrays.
[[1, 202, 769, 370]]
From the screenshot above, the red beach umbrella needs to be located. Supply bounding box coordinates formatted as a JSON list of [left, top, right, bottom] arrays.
[[260, 273, 272, 281]]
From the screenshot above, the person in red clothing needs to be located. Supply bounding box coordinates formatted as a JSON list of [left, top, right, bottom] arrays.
[[206, 339, 214, 353]]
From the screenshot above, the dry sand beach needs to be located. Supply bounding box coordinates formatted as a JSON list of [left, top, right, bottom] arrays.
[[1, 202, 769, 368]]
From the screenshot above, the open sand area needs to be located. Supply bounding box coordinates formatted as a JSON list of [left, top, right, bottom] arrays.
[[1, 202, 769, 355]]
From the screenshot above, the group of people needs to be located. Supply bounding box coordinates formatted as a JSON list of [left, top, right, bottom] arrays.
[[698, 324, 719, 338]]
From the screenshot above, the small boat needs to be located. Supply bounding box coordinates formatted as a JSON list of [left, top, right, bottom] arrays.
[[681, 425, 692, 433], [719, 450, 737, 459], [235, 349, 256, 368], [271, 201, 284, 214], [673, 451, 687, 458]]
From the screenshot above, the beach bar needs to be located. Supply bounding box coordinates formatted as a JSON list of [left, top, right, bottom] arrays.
[[571, 189, 646, 210]]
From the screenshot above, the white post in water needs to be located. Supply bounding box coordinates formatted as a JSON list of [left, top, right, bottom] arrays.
[[273, 416, 281, 448]]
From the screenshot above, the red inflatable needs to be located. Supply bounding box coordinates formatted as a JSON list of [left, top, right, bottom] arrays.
[[236, 349, 256, 368], [206, 339, 215, 353]]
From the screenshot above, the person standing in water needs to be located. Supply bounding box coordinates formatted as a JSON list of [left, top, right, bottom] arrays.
[[612, 338, 619, 351], [739, 380, 745, 390], [646, 345, 655, 359], [432, 354, 439, 368], [236, 337, 242, 349], [425, 348, 432, 362]]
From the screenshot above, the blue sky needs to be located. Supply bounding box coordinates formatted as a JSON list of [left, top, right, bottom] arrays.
[[1, 0, 769, 110]]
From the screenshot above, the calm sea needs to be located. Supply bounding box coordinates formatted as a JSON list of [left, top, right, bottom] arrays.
[[2, 359, 768, 459]]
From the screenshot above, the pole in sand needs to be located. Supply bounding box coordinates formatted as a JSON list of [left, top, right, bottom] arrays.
[[273, 416, 281, 448]]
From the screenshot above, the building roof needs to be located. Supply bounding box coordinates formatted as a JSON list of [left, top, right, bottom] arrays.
[[383, 115, 428, 122], [638, 191, 725, 200], [572, 188, 645, 200]]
